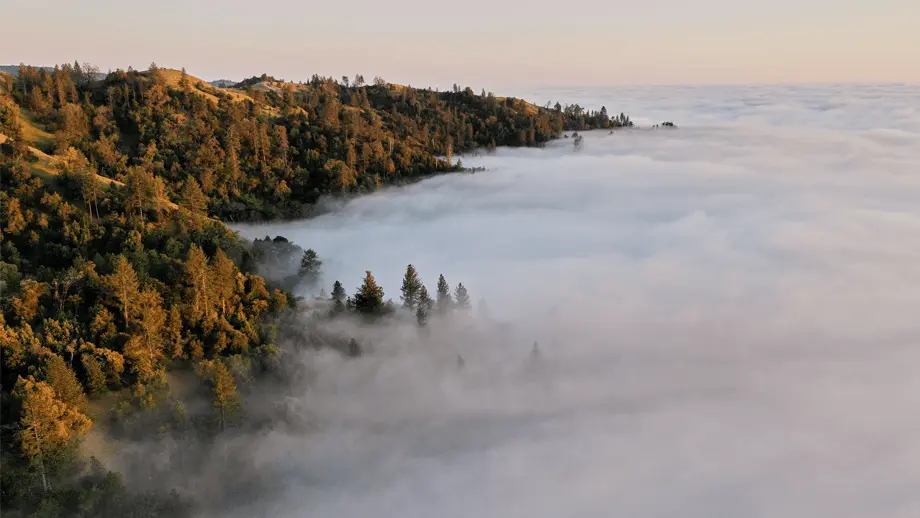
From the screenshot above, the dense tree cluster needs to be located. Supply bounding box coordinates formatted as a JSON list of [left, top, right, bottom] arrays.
[[0, 134, 286, 516], [4, 63, 632, 221], [0, 62, 625, 516]]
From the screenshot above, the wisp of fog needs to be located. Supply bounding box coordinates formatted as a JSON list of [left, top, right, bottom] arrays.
[[228, 84, 920, 518]]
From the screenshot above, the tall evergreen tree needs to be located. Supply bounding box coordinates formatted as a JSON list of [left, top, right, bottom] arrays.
[[105, 255, 139, 324], [13, 376, 92, 492], [454, 283, 471, 310], [353, 271, 384, 315], [436, 274, 452, 314], [331, 280, 346, 302], [299, 249, 322, 288], [400, 264, 422, 310], [329, 280, 347, 316], [416, 285, 432, 326], [180, 176, 208, 216]]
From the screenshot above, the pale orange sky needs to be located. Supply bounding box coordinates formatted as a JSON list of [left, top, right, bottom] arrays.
[[3, 0, 919, 88]]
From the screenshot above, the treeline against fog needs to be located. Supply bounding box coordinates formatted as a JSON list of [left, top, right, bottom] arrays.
[[0, 62, 620, 517]]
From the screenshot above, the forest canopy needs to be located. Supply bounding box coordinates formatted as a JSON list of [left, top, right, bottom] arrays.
[[0, 62, 631, 517]]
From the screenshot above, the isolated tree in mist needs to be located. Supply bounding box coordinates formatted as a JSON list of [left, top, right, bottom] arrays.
[[353, 271, 384, 314], [400, 264, 423, 310], [347, 338, 362, 357], [436, 274, 452, 314], [331, 280, 346, 302], [454, 283, 471, 311], [330, 279, 347, 315], [416, 302, 428, 327], [416, 285, 433, 326], [198, 360, 241, 432], [299, 249, 322, 288]]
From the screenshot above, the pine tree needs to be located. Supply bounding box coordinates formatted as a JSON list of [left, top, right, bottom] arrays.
[[331, 280, 346, 302], [353, 271, 384, 315], [124, 166, 156, 224], [125, 289, 167, 381], [178, 67, 191, 94], [210, 249, 237, 317], [38, 355, 87, 412], [416, 302, 428, 327], [198, 360, 241, 432], [106, 255, 139, 324], [180, 175, 208, 216], [166, 305, 184, 359], [400, 264, 422, 310], [415, 285, 431, 326], [300, 249, 322, 288], [454, 283, 471, 311], [14, 376, 92, 492], [185, 245, 212, 323], [436, 274, 452, 314]]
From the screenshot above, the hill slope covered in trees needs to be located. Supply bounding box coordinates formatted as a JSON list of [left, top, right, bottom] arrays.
[[0, 62, 632, 517]]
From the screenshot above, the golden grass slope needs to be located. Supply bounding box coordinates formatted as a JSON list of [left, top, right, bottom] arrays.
[[156, 68, 257, 105]]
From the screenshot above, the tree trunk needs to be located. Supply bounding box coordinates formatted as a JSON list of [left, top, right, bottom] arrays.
[[33, 429, 48, 493]]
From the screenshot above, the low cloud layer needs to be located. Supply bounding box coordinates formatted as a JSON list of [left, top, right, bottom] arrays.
[[227, 84, 920, 518]]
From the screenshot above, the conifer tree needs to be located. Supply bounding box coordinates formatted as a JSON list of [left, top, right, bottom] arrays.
[[300, 249, 322, 288], [454, 283, 471, 311], [185, 245, 211, 323], [436, 274, 452, 314], [14, 376, 92, 492], [210, 249, 237, 317], [105, 255, 139, 324], [331, 280, 346, 302], [329, 280, 347, 315], [180, 175, 208, 216], [38, 355, 87, 412], [400, 264, 422, 310], [125, 289, 167, 381], [416, 302, 428, 327], [165, 305, 184, 359], [198, 360, 241, 432], [353, 271, 384, 314], [416, 285, 432, 326]]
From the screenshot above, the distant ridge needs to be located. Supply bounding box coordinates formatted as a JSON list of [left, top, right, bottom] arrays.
[[1, 64, 54, 75], [2, 64, 106, 80]]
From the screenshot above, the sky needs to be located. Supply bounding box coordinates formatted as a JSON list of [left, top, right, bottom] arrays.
[[140, 83, 920, 517], [3, 0, 919, 88]]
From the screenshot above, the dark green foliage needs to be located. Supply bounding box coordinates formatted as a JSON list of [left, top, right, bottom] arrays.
[[1, 62, 618, 516], [299, 249, 322, 289], [330, 280, 346, 302], [454, 283, 471, 311], [436, 274, 452, 314], [352, 271, 384, 315], [400, 264, 422, 310], [0, 110, 284, 511], [416, 284, 432, 327], [6, 64, 630, 221]]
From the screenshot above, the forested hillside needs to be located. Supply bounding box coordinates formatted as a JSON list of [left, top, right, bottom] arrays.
[[0, 62, 631, 516], [2, 63, 628, 220]]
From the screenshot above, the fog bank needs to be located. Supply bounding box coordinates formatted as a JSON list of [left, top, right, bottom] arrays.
[[227, 84, 920, 518]]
